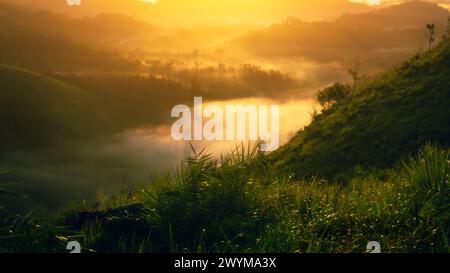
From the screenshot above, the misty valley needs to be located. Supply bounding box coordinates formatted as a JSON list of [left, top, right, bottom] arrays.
[[0, 0, 449, 254]]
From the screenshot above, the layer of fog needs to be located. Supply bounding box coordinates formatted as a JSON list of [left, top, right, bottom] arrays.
[[2, 97, 313, 214]]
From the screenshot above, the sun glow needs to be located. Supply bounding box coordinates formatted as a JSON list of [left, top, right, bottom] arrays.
[[141, 0, 159, 4], [351, 0, 382, 6], [367, 0, 381, 5]]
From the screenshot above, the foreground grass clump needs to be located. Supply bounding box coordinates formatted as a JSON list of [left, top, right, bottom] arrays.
[[1, 144, 449, 253]]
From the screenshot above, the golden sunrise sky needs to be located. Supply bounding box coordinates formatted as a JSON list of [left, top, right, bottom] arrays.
[[134, 0, 450, 25], [132, 0, 372, 25], [139, 0, 383, 4], [139, 0, 449, 7]]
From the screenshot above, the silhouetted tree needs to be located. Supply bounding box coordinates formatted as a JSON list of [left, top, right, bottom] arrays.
[[426, 23, 436, 50], [348, 65, 361, 92], [316, 83, 351, 110], [309, 103, 320, 121]]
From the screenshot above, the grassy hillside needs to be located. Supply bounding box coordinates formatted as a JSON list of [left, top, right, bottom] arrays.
[[272, 40, 450, 179], [0, 64, 186, 149]]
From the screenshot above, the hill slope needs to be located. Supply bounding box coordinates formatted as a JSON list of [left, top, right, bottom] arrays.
[[272, 40, 450, 179], [0, 65, 99, 151]]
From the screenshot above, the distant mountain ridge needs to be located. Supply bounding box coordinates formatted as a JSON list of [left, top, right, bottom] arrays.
[[334, 0, 450, 29], [0, 1, 156, 72], [233, 1, 450, 69]]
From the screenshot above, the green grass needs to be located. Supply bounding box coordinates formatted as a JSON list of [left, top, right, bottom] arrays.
[[1, 144, 448, 253]]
